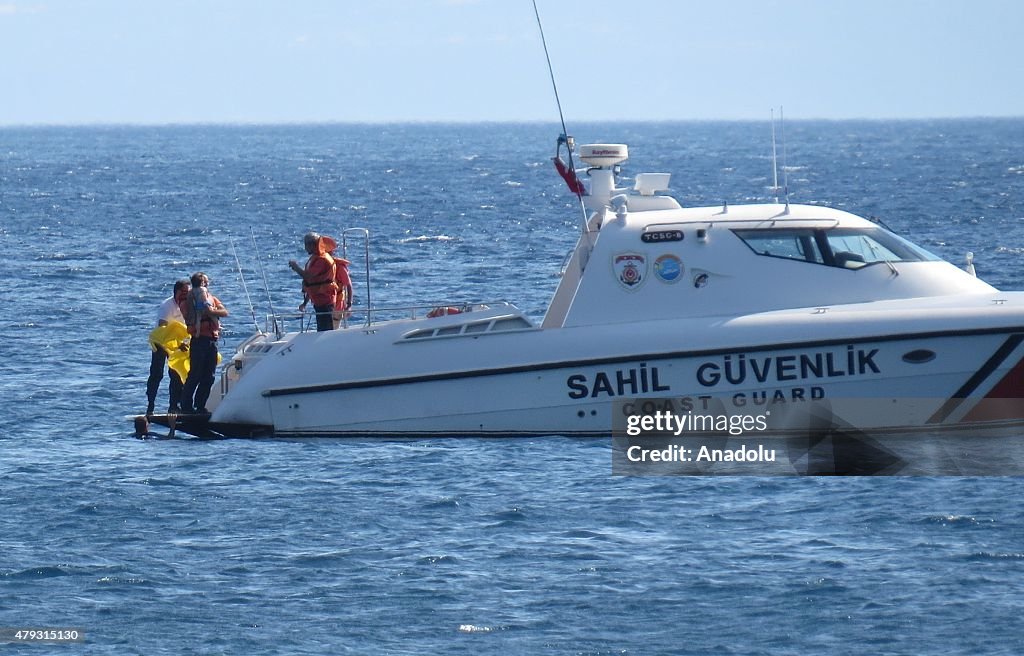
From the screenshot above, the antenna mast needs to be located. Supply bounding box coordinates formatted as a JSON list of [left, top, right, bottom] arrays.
[[251, 227, 281, 337], [532, 0, 589, 233], [770, 108, 780, 204], [230, 236, 261, 334], [780, 106, 791, 213], [533, 0, 568, 144]]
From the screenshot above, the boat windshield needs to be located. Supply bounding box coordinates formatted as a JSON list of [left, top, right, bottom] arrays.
[[732, 226, 941, 269]]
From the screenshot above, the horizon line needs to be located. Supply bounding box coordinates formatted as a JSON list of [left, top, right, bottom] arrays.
[[1, 114, 1023, 129]]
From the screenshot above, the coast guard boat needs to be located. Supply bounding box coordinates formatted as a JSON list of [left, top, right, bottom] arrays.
[[163, 142, 1024, 438]]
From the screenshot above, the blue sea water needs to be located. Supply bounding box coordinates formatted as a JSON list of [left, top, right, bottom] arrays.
[[2, 120, 1024, 654]]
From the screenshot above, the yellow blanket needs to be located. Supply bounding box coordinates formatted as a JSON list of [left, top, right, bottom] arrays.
[[148, 320, 191, 381]]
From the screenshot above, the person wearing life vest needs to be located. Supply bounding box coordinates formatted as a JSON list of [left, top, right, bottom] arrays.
[[321, 237, 354, 329], [178, 271, 229, 415], [146, 279, 190, 415], [289, 231, 338, 332]]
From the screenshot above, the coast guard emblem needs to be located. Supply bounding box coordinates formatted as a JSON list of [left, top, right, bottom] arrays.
[[613, 253, 647, 290], [654, 254, 683, 283]]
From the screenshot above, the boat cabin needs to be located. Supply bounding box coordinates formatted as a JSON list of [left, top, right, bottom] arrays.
[[541, 144, 994, 329]]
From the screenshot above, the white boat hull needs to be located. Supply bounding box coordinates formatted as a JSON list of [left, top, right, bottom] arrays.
[[192, 158, 1024, 441], [209, 297, 1024, 437]]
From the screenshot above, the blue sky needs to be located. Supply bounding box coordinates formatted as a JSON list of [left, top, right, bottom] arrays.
[[1, 0, 1021, 125]]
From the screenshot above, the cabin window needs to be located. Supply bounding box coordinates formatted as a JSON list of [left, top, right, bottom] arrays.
[[821, 228, 936, 267], [733, 227, 937, 269], [491, 317, 533, 331], [400, 315, 535, 341], [731, 228, 824, 263]]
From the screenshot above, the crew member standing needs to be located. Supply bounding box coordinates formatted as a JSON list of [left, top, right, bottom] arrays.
[[332, 256, 354, 329], [179, 272, 229, 415], [289, 232, 337, 332], [146, 279, 190, 415]]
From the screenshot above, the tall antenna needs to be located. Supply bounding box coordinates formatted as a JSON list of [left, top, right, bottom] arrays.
[[770, 108, 780, 204], [532, 0, 589, 233], [230, 236, 261, 333], [780, 106, 791, 213], [533, 0, 569, 147], [250, 227, 280, 336], [770, 106, 778, 202]]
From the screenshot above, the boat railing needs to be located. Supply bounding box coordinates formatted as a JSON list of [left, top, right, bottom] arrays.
[[246, 227, 524, 336], [557, 248, 574, 278], [260, 300, 520, 334], [342, 227, 371, 322]]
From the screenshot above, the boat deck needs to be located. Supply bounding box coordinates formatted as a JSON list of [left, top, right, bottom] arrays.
[[133, 413, 272, 439]]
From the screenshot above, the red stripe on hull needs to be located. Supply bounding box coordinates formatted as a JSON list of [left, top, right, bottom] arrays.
[[962, 356, 1024, 422]]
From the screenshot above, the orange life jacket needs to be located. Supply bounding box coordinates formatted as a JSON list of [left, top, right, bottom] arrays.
[[333, 258, 353, 310], [319, 235, 354, 311], [180, 289, 222, 339], [302, 247, 338, 306]]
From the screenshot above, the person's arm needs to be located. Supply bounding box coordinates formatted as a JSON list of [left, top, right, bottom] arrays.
[[157, 299, 173, 326], [202, 292, 229, 318], [288, 259, 309, 281], [290, 256, 334, 285], [289, 258, 323, 283]]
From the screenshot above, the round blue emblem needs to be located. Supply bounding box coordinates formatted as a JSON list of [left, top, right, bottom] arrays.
[[654, 254, 682, 283]]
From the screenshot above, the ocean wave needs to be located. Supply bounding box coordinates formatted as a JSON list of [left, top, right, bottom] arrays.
[[398, 235, 459, 243], [922, 514, 993, 526]]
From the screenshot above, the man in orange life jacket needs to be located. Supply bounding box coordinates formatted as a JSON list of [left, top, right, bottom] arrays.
[[178, 272, 229, 414], [289, 232, 337, 332]]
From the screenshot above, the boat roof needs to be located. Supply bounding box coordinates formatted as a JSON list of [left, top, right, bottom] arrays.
[[619, 201, 877, 229]]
